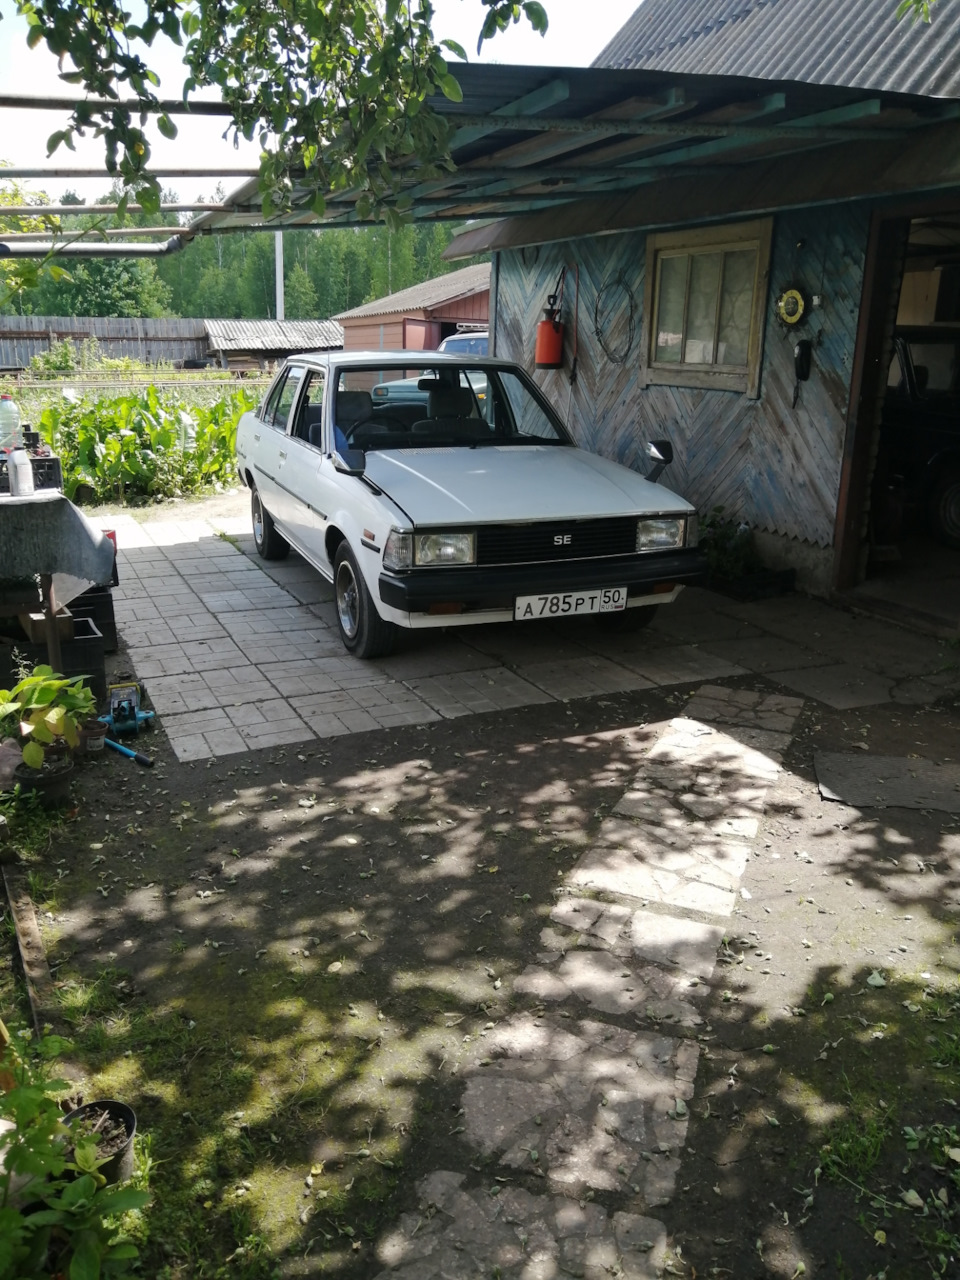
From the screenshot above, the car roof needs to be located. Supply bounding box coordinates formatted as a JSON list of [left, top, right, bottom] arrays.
[[282, 349, 509, 371]]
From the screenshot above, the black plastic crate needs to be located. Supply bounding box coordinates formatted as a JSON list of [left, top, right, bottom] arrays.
[[71, 587, 118, 653], [0, 454, 64, 494], [8, 617, 107, 705]]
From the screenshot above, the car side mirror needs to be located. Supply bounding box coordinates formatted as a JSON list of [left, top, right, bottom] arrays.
[[645, 439, 673, 483], [332, 448, 366, 476]]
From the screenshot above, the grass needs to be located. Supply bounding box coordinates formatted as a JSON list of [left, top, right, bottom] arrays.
[[43, 956, 416, 1279], [810, 981, 960, 1278]]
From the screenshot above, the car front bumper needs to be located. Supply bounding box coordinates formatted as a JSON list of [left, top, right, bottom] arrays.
[[378, 548, 707, 613]]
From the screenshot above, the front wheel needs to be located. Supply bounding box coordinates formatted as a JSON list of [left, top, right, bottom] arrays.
[[595, 604, 659, 632], [929, 473, 960, 548], [251, 486, 289, 560], [334, 542, 397, 659]]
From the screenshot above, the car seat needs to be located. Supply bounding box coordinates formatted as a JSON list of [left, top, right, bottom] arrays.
[[304, 404, 324, 448], [336, 390, 373, 431], [412, 386, 485, 438]]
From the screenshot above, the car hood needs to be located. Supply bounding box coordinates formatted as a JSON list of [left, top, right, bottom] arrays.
[[363, 445, 693, 525]]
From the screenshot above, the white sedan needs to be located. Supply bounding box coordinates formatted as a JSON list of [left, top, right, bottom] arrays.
[[235, 351, 705, 659]]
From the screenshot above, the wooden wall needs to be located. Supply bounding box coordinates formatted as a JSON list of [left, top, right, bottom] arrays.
[[496, 205, 870, 550]]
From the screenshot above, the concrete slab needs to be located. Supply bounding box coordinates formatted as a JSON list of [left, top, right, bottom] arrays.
[[772, 662, 893, 709], [815, 750, 960, 812]]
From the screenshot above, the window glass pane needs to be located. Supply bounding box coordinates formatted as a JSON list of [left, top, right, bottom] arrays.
[[272, 365, 304, 432], [261, 373, 286, 425], [907, 341, 959, 395], [655, 254, 686, 363], [716, 249, 756, 366], [497, 370, 565, 440], [684, 252, 721, 364]]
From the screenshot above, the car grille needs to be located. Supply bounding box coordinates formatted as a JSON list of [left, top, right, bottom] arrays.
[[476, 518, 639, 566]]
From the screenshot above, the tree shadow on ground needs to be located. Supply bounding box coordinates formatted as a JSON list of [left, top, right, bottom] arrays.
[[33, 690, 682, 1277]]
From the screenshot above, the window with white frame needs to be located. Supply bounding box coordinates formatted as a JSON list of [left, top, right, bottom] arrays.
[[642, 218, 772, 396]]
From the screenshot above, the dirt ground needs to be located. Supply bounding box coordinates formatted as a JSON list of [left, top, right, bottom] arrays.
[[3, 495, 960, 1278]]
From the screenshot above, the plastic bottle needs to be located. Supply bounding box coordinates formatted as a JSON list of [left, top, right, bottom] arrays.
[[0, 394, 22, 449], [8, 448, 35, 495]]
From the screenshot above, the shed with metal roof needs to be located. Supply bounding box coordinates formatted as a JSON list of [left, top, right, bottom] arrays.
[[203, 318, 343, 371], [334, 263, 489, 353]]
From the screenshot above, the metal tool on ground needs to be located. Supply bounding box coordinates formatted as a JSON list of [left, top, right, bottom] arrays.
[[104, 737, 153, 768], [99, 682, 154, 735]]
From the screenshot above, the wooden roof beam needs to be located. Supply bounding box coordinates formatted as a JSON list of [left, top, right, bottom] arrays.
[[446, 77, 572, 151], [461, 88, 693, 171], [444, 110, 904, 145], [615, 96, 886, 174], [458, 93, 791, 202]]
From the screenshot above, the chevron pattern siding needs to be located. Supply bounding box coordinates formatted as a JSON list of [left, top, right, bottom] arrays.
[[497, 205, 869, 548]]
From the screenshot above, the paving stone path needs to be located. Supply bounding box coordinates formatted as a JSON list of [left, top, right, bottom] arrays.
[[372, 686, 804, 1279]]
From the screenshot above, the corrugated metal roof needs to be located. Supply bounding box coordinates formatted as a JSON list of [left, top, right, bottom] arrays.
[[334, 263, 490, 321], [203, 318, 342, 352], [594, 0, 960, 99]]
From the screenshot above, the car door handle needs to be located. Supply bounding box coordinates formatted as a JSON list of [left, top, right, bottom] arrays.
[[254, 433, 261, 442], [278, 451, 287, 460]]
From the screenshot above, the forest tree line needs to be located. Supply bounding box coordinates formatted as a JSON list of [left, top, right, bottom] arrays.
[[0, 182, 474, 320]]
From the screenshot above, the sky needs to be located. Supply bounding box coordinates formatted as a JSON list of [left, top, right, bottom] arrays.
[[0, 0, 640, 206]]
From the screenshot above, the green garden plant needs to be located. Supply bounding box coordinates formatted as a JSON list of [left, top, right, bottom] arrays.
[[34, 385, 256, 504], [0, 1024, 149, 1280], [0, 666, 96, 769], [700, 504, 766, 580]]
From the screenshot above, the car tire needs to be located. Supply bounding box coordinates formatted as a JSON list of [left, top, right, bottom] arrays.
[[930, 473, 960, 549], [334, 542, 397, 659], [595, 604, 659, 632], [251, 486, 290, 560]]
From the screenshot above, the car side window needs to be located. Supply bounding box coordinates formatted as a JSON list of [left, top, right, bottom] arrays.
[[292, 372, 325, 449], [269, 365, 305, 433], [261, 372, 288, 427]]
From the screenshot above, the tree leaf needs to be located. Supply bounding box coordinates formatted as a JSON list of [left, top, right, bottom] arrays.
[[439, 74, 463, 103]]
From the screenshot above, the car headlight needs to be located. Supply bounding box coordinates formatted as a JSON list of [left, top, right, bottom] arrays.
[[415, 532, 476, 567], [636, 517, 685, 551], [382, 530, 477, 569]]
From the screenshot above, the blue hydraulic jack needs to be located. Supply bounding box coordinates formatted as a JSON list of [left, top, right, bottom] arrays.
[[99, 682, 155, 767]]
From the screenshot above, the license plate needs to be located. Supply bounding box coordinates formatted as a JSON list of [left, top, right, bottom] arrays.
[[514, 586, 627, 621]]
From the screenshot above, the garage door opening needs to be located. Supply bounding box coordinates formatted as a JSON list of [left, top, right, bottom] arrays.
[[846, 210, 960, 631]]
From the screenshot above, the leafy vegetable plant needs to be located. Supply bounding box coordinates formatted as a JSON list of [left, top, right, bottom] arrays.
[[0, 666, 96, 769], [34, 386, 256, 504]]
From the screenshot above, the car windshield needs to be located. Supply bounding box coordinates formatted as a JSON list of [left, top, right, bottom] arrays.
[[334, 363, 571, 451]]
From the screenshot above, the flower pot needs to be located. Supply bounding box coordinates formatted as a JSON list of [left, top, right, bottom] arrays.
[[13, 757, 73, 807], [77, 719, 108, 754], [64, 1100, 136, 1185]]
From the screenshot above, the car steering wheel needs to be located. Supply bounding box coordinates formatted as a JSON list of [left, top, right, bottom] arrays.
[[364, 413, 410, 432]]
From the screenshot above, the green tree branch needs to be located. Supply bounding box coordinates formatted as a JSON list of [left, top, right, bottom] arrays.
[[3, 1, 549, 223]]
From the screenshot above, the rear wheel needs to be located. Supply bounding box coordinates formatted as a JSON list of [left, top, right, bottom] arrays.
[[930, 473, 960, 548], [251, 486, 289, 560], [595, 604, 659, 632], [334, 542, 397, 659]]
